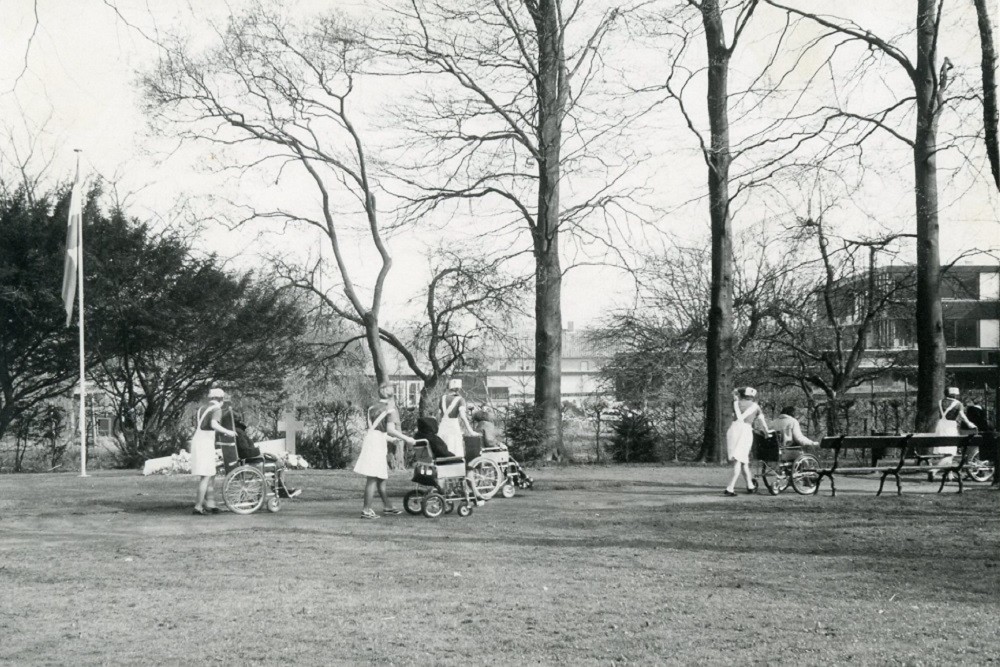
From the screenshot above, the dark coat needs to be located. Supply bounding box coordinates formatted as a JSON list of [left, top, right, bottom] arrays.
[[415, 417, 454, 458]]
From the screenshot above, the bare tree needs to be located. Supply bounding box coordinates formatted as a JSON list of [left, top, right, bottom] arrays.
[[765, 211, 916, 434], [142, 9, 400, 385], [692, 0, 757, 462], [406, 251, 530, 414], [589, 228, 797, 459], [280, 249, 530, 416], [973, 0, 999, 190], [640, 0, 858, 458], [382, 0, 642, 459], [766, 0, 958, 431]]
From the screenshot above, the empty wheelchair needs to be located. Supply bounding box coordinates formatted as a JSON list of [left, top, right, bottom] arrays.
[[403, 440, 503, 518], [217, 443, 296, 514], [479, 446, 534, 498]]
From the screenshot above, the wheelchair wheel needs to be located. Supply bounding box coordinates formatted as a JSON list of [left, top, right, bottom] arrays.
[[965, 451, 995, 483], [223, 465, 266, 514], [422, 493, 446, 518], [266, 497, 280, 513], [760, 463, 788, 495], [403, 490, 424, 515], [500, 482, 516, 499], [791, 455, 820, 495], [456, 503, 473, 517], [467, 458, 503, 499]]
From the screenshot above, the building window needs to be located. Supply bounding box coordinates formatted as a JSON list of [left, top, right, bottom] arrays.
[[981, 272, 1000, 301], [868, 319, 914, 349], [392, 381, 410, 407], [941, 272, 979, 299], [488, 387, 509, 401], [95, 417, 112, 437], [408, 382, 421, 407], [981, 320, 1000, 348], [944, 319, 977, 348]]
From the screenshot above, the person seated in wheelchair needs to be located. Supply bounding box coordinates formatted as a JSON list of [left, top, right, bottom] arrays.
[[472, 409, 504, 451], [414, 416, 456, 460], [412, 417, 486, 499], [234, 418, 300, 499], [769, 406, 818, 448]]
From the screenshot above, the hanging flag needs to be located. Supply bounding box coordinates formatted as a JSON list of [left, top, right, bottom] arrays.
[[61, 172, 82, 327]]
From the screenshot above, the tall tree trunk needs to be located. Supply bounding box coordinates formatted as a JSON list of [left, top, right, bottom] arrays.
[[913, 0, 947, 432], [534, 238, 563, 460], [700, 0, 735, 463], [973, 0, 1000, 190], [825, 391, 841, 435], [418, 377, 439, 418], [532, 0, 567, 461], [362, 313, 389, 386]]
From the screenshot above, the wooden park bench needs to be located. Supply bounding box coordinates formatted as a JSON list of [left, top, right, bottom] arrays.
[[815, 433, 998, 497]]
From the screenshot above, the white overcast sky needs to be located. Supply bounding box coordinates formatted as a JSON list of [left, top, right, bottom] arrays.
[[1, 0, 998, 330]]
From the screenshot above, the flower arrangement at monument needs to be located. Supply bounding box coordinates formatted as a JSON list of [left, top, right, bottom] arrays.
[[141, 447, 309, 475]]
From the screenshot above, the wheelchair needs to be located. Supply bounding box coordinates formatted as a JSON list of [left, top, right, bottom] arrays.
[[403, 439, 504, 518], [754, 431, 820, 496], [479, 445, 534, 498], [217, 443, 296, 514]]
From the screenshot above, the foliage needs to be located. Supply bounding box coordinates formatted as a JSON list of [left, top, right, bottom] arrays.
[[35, 404, 69, 470], [609, 410, 660, 463], [3, 403, 69, 472], [501, 402, 545, 462], [0, 186, 85, 443], [295, 401, 358, 470], [85, 208, 309, 468]]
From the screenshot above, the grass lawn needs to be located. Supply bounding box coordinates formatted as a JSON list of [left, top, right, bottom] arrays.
[[1, 465, 998, 665]]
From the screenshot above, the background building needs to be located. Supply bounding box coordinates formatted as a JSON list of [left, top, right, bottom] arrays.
[[387, 323, 612, 409], [858, 264, 999, 391]]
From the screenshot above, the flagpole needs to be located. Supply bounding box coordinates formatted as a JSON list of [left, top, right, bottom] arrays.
[[75, 149, 87, 478]]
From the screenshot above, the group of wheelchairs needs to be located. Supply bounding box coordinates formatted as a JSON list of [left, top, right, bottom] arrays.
[[208, 428, 534, 518], [403, 435, 534, 519]]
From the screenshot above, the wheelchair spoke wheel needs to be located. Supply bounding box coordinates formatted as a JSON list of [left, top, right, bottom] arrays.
[[965, 451, 995, 483], [791, 455, 820, 495], [403, 490, 424, 515], [467, 458, 503, 500], [760, 463, 788, 495], [422, 493, 446, 518], [223, 466, 266, 515]]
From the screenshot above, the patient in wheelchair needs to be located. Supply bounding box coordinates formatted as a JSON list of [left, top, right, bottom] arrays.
[[472, 410, 504, 450], [415, 417, 455, 459], [234, 418, 300, 499], [412, 416, 487, 505]]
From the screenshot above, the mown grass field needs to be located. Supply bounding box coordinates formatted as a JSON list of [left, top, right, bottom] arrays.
[[1, 465, 998, 665]]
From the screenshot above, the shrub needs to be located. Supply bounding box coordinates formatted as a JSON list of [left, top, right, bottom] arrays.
[[609, 410, 660, 463], [502, 402, 545, 462], [295, 401, 358, 469]]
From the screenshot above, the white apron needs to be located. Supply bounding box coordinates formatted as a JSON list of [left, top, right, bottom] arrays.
[[726, 400, 755, 464], [438, 395, 465, 458], [932, 399, 960, 455], [353, 409, 390, 479], [190, 405, 220, 477]]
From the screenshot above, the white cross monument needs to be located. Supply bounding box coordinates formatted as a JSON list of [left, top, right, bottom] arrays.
[[277, 412, 303, 455]]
